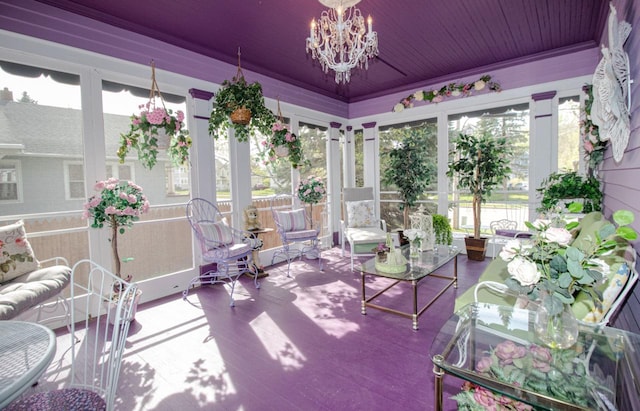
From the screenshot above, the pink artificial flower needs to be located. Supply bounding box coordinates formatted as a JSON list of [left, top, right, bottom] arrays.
[[82, 210, 90, 219], [105, 206, 117, 215], [94, 181, 106, 191], [584, 140, 594, 153], [123, 207, 136, 216], [494, 340, 527, 365], [132, 118, 141, 126], [476, 356, 493, 372], [119, 192, 129, 201], [177, 110, 185, 122], [530, 345, 552, 372], [128, 194, 138, 204], [285, 132, 295, 142], [432, 95, 444, 103], [89, 197, 102, 208], [473, 386, 497, 410], [261, 140, 267, 146]]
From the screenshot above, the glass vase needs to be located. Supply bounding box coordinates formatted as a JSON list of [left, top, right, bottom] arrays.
[[409, 240, 421, 258], [534, 294, 579, 349]]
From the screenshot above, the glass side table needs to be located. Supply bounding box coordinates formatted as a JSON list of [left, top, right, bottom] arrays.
[[430, 303, 640, 410]]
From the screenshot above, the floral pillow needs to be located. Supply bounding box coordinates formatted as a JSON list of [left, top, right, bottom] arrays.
[[275, 209, 307, 232], [346, 200, 376, 228], [0, 220, 39, 284], [199, 222, 234, 247]]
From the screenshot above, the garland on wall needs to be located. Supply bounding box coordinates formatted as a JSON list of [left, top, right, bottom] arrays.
[[582, 84, 607, 178], [392, 74, 501, 113]]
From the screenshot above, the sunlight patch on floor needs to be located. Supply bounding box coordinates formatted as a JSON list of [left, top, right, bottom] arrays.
[[292, 280, 360, 338], [249, 312, 307, 371]]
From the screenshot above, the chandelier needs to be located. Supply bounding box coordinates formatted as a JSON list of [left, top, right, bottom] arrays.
[[306, 0, 379, 84]]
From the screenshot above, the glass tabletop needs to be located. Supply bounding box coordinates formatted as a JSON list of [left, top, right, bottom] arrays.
[[359, 245, 459, 281], [430, 303, 640, 410]]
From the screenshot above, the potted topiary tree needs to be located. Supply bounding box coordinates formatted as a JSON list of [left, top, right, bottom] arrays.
[[382, 130, 437, 230], [447, 132, 512, 260]]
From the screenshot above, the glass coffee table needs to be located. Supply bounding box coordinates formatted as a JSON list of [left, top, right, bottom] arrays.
[[430, 302, 640, 410], [359, 245, 459, 330]]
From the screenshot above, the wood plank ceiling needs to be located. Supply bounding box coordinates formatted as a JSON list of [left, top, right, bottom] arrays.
[[34, 0, 608, 102]]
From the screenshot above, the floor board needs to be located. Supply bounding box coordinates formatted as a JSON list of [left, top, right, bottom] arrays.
[[19, 247, 490, 411]]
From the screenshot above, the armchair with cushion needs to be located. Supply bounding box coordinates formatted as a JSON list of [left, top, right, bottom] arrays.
[[341, 187, 388, 270], [0, 220, 71, 325], [270, 194, 322, 277], [184, 198, 259, 307]]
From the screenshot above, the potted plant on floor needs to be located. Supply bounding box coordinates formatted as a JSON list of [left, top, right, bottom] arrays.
[[83, 178, 149, 321], [381, 129, 436, 243], [447, 133, 512, 260]]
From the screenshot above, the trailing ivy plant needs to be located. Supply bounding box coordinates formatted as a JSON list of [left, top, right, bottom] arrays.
[[208, 74, 275, 142], [432, 214, 453, 245], [536, 171, 602, 213]]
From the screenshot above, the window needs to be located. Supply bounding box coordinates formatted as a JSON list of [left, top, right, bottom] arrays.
[[448, 104, 530, 233], [0, 60, 87, 269], [65, 161, 134, 200], [379, 119, 438, 229], [0, 161, 21, 202], [558, 96, 581, 172]]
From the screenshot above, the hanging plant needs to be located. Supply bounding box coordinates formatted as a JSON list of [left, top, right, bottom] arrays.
[[260, 100, 305, 169], [118, 61, 191, 170], [209, 49, 275, 142]]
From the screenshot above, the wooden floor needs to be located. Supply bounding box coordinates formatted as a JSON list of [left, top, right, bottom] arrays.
[[21, 247, 490, 411]]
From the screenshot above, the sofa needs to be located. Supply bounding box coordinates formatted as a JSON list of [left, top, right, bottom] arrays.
[[0, 220, 71, 321], [454, 211, 638, 324]]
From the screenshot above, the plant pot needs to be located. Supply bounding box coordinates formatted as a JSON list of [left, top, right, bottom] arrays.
[[107, 289, 142, 325], [464, 237, 487, 261], [230, 107, 251, 125]]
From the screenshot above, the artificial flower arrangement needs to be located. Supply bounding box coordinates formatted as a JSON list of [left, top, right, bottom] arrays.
[[402, 228, 427, 244], [392, 75, 501, 113], [499, 203, 636, 317], [297, 176, 326, 205], [83, 178, 150, 281], [118, 103, 191, 170], [581, 84, 607, 176], [262, 120, 305, 169], [452, 339, 596, 410]]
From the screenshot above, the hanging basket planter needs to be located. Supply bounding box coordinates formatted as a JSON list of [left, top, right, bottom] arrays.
[[230, 106, 252, 125], [117, 61, 191, 169], [258, 98, 305, 169], [209, 48, 275, 142]]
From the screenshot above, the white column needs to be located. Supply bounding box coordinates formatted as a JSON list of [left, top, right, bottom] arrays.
[[362, 122, 378, 210], [328, 122, 342, 245], [228, 129, 252, 228], [343, 125, 355, 187], [530, 91, 557, 217]]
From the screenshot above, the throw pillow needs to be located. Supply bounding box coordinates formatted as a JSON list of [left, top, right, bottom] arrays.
[[0, 220, 39, 284], [275, 209, 307, 232], [346, 200, 376, 228], [199, 222, 234, 247]]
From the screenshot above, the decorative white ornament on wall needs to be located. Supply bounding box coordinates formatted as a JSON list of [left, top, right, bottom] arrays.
[[591, 3, 633, 163]]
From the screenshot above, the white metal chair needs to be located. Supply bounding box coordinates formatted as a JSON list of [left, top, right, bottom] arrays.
[[488, 219, 530, 258], [270, 194, 323, 277], [341, 187, 387, 270], [6, 259, 138, 411], [184, 198, 259, 307]]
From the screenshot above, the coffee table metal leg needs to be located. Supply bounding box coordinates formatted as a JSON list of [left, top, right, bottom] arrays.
[[433, 354, 445, 411], [453, 254, 458, 288], [412, 279, 418, 330], [361, 273, 367, 315]]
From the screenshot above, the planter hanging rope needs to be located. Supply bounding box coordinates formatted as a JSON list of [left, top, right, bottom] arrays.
[[229, 48, 252, 125]]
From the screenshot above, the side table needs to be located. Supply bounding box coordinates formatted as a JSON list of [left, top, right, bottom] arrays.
[[246, 227, 273, 279]]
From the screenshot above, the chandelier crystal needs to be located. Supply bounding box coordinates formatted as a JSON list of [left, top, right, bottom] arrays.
[[306, 0, 379, 84]]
